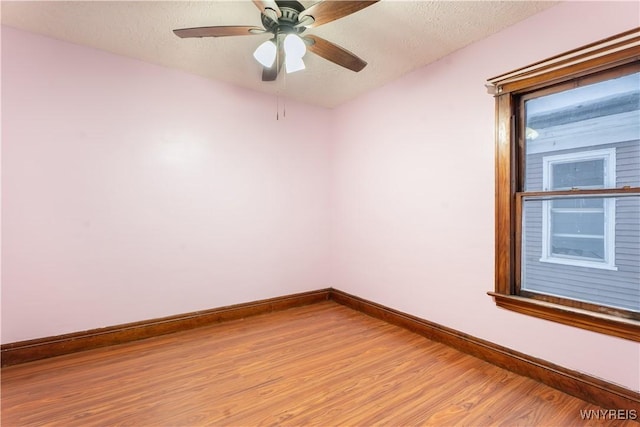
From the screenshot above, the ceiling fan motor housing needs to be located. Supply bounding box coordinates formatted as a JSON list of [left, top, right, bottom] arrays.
[[261, 0, 306, 35]]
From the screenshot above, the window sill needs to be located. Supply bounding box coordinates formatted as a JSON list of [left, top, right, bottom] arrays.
[[487, 292, 640, 342], [538, 256, 618, 271]]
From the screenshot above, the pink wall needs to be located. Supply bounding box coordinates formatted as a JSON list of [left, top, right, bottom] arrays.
[[1, 27, 331, 343], [330, 1, 640, 392]]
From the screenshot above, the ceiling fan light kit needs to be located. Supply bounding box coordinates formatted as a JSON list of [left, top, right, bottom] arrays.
[[285, 54, 306, 74], [253, 40, 277, 68], [173, 0, 379, 81], [283, 33, 306, 59]]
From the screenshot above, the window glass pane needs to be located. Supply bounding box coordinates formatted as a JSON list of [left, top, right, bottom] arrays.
[[523, 72, 640, 192], [553, 198, 603, 209], [551, 160, 604, 189], [551, 211, 604, 236], [521, 195, 640, 313], [551, 236, 604, 259]]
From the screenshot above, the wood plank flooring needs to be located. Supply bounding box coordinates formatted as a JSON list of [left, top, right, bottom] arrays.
[[1, 301, 635, 426]]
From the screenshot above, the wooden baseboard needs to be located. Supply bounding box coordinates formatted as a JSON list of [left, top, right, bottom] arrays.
[[329, 288, 640, 411], [1, 289, 331, 367], [3, 286, 638, 412]]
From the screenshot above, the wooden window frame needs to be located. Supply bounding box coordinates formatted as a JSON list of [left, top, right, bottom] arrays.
[[486, 28, 640, 342]]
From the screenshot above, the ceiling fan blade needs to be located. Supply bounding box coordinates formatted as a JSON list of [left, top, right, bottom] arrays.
[[173, 26, 264, 38], [298, 1, 379, 28], [305, 35, 367, 72], [262, 43, 285, 81], [252, 0, 282, 18], [253, 0, 282, 18]]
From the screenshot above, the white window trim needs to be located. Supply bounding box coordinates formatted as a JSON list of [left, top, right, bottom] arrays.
[[540, 148, 617, 270]]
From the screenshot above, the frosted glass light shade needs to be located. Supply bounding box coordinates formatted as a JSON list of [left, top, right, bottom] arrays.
[[284, 34, 306, 59], [253, 40, 277, 68], [286, 56, 305, 74]]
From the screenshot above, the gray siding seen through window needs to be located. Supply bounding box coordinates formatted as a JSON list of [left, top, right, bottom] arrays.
[[521, 75, 640, 313]]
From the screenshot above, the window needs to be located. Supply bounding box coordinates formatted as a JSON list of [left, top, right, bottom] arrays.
[[540, 149, 616, 270], [487, 28, 640, 341]]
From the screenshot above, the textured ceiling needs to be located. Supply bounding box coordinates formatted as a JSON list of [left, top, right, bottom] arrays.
[[1, 1, 558, 108]]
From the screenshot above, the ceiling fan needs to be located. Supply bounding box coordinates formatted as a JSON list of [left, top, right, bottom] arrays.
[[173, 0, 379, 81]]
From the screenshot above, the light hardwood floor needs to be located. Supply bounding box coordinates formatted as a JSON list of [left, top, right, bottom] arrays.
[[1, 301, 634, 426]]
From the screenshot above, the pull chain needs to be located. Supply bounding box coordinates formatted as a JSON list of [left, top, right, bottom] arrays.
[[282, 64, 287, 119], [273, 35, 287, 120]]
